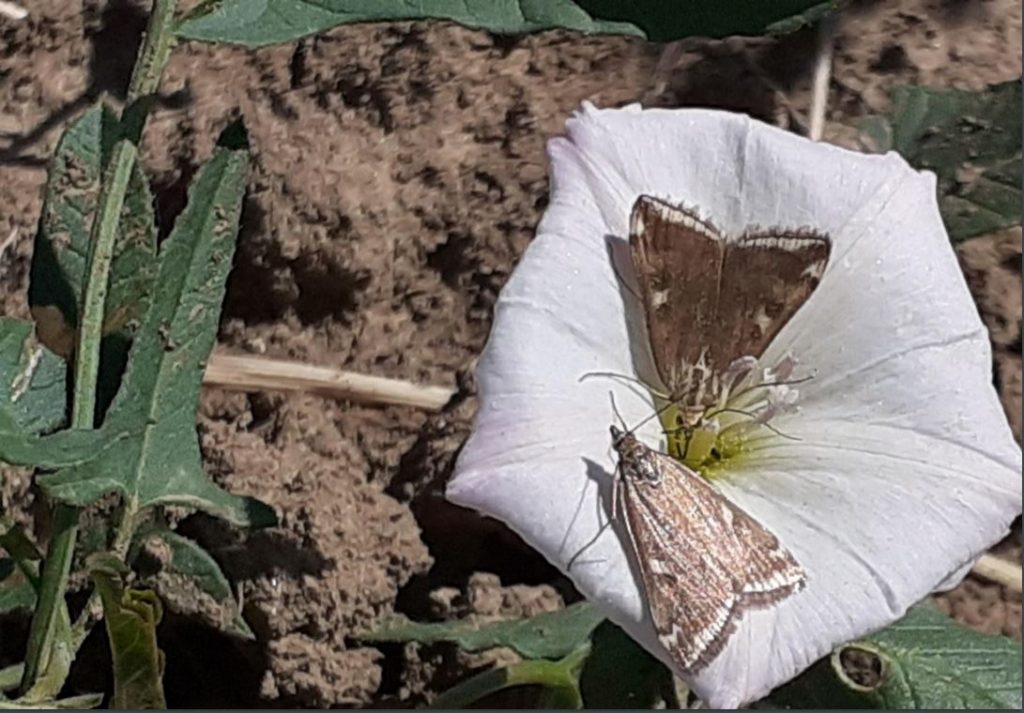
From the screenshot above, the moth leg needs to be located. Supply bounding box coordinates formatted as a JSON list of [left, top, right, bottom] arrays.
[[610, 473, 621, 523], [566, 469, 622, 572]]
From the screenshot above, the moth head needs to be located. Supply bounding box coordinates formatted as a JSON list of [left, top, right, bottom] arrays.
[[609, 424, 627, 445], [610, 425, 640, 454], [610, 426, 661, 485]]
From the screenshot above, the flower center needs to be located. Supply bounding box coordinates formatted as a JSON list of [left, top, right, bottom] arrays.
[[657, 355, 801, 477]]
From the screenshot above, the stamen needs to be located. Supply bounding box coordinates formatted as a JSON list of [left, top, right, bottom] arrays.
[[654, 353, 810, 474]]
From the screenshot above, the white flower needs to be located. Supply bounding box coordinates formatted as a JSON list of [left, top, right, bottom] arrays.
[[446, 103, 1022, 708]]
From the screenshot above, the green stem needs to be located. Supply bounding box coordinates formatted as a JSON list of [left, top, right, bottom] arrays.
[[18, 0, 178, 696], [69, 503, 141, 651]]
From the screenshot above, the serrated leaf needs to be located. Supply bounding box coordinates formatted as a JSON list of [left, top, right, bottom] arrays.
[[861, 82, 1021, 241], [579, 620, 673, 708], [363, 601, 604, 660], [91, 556, 166, 710], [28, 103, 156, 343], [37, 125, 276, 529], [176, 0, 825, 47], [130, 527, 254, 639], [769, 604, 1023, 709]]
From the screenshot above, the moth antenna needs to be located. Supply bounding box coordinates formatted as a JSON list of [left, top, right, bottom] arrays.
[[624, 396, 681, 436], [580, 370, 667, 396], [609, 391, 629, 433]]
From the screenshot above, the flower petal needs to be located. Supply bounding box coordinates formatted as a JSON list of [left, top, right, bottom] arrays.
[[705, 415, 1020, 706], [447, 122, 661, 616], [447, 103, 1022, 708]]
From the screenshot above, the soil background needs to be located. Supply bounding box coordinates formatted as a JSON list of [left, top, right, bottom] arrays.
[[0, 0, 1020, 707]]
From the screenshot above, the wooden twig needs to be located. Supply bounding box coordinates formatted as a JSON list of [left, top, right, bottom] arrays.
[[0, 2, 27, 20], [205, 356, 1023, 595], [0, 228, 18, 263], [808, 13, 837, 141], [971, 553, 1023, 593], [203, 353, 455, 411]]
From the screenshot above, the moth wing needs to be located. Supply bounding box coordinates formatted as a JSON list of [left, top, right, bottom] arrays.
[[628, 196, 831, 407], [621, 449, 804, 672], [621, 452, 742, 672], [716, 490, 806, 604], [715, 231, 830, 370], [628, 195, 724, 397]]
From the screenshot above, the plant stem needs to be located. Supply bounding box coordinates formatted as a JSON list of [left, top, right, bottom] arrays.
[[19, 0, 178, 695]]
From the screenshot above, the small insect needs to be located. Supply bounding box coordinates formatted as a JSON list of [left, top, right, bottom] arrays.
[[611, 424, 804, 672], [612, 194, 831, 671], [629, 194, 830, 427]]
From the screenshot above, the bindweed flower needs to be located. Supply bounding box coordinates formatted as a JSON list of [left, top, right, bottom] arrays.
[[446, 103, 1022, 708]]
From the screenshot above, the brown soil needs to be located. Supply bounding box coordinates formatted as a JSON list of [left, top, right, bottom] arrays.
[[0, 0, 1020, 707]]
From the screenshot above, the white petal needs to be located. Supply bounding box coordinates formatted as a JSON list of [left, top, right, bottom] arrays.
[[447, 122, 661, 623], [705, 416, 1020, 707], [693, 130, 1022, 707], [558, 102, 913, 238], [446, 104, 1022, 709]]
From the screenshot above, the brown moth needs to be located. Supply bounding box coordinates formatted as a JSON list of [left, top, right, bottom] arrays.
[[629, 194, 830, 426], [613, 194, 831, 672], [611, 426, 805, 672]]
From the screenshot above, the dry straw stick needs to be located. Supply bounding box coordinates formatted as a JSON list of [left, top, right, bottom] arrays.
[[972, 553, 1023, 594], [203, 353, 454, 411], [0, 2, 27, 20], [202, 356, 1023, 594], [807, 13, 837, 142]]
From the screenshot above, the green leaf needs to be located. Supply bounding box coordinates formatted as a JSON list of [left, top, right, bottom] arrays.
[[90, 555, 166, 710], [372, 604, 674, 708], [0, 319, 65, 437], [0, 558, 36, 614], [764, 1, 834, 35], [0, 517, 41, 564], [176, 0, 826, 47], [0, 693, 103, 709], [429, 643, 590, 709], [861, 82, 1021, 241], [0, 426, 132, 471], [0, 518, 40, 614], [28, 103, 156, 343], [38, 124, 276, 528], [130, 527, 254, 639], [769, 604, 1023, 709], [0, 663, 22, 694], [0, 319, 116, 470], [363, 601, 604, 660], [579, 621, 673, 708]]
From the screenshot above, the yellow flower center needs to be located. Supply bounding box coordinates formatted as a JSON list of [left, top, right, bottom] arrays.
[[657, 356, 801, 478]]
